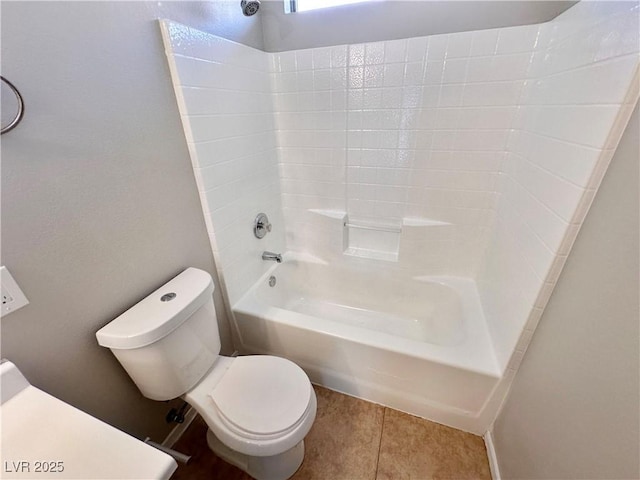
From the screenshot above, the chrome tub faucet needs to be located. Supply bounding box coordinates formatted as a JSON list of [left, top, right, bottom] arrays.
[[262, 251, 282, 263]]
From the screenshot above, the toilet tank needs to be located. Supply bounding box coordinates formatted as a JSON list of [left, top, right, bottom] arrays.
[[96, 268, 221, 401]]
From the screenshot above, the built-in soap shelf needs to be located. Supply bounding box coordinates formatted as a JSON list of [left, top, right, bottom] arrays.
[[343, 221, 402, 233], [344, 217, 401, 262], [307, 209, 450, 262], [402, 217, 451, 227], [308, 209, 346, 220]]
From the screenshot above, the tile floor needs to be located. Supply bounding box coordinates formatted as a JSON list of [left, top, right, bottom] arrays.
[[170, 385, 491, 480]]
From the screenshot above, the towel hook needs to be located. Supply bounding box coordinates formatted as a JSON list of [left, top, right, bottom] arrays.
[[1, 76, 25, 135]]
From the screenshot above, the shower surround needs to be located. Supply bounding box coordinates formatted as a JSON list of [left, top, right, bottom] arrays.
[[160, 0, 639, 433]]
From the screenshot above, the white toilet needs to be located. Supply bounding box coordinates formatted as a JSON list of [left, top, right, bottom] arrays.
[[96, 267, 317, 480]]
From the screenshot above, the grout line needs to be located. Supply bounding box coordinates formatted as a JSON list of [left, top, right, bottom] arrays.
[[374, 408, 387, 479]]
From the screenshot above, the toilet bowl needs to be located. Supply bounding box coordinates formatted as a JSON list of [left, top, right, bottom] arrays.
[[96, 268, 316, 480], [187, 355, 317, 479]]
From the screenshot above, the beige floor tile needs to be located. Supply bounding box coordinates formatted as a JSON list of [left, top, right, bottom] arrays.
[[170, 387, 492, 480], [291, 385, 385, 480], [376, 408, 491, 480]]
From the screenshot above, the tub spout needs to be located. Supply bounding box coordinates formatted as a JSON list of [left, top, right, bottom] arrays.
[[262, 251, 282, 263]]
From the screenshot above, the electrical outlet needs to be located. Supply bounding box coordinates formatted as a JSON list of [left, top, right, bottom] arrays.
[[1, 266, 29, 316], [2, 291, 14, 305]]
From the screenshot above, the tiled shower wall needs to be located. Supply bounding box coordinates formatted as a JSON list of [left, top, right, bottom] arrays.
[[161, 0, 638, 375], [478, 1, 639, 370], [161, 18, 542, 301], [272, 25, 541, 274], [160, 21, 286, 305]]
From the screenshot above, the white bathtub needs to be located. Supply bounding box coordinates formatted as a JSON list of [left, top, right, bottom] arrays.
[[232, 256, 501, 433]]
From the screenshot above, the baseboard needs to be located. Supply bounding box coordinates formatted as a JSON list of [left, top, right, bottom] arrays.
[[484, 429, 501, 480], [162, 406, 198, 448]]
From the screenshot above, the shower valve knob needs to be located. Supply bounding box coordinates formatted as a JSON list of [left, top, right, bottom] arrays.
[[254, 213, 272, 238]]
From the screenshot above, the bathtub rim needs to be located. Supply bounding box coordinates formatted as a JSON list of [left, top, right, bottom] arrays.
[[231, 260, 502, 379]]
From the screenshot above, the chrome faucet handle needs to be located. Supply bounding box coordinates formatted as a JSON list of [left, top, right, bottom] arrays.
[[254, 213, 272, 239]]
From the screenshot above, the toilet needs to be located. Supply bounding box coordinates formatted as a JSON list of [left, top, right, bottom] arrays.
[[95, 267, 317, 480]]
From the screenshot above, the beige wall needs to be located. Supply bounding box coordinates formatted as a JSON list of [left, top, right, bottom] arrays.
[[259, 0, 576, 52], [0, 1, 263, 441], [492, 104, 639, 479]]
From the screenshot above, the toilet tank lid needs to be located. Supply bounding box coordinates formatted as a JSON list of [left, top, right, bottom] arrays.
[[96, 268, 214, 350]]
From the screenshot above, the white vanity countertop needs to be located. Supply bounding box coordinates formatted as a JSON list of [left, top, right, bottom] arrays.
[[1, 380, 177, 479]]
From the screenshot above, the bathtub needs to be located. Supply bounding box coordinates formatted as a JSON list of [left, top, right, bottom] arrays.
[[232, 255, 501, 433]]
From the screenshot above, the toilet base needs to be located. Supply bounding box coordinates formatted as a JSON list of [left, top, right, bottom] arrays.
[[206, 429, 304, 480]]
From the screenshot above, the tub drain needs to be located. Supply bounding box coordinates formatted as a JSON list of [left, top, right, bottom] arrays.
[[268, 275, 276, 287]]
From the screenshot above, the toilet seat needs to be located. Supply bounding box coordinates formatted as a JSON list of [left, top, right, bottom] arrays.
[[210, 356, 312, 439], [183, 355, 317, 457]]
